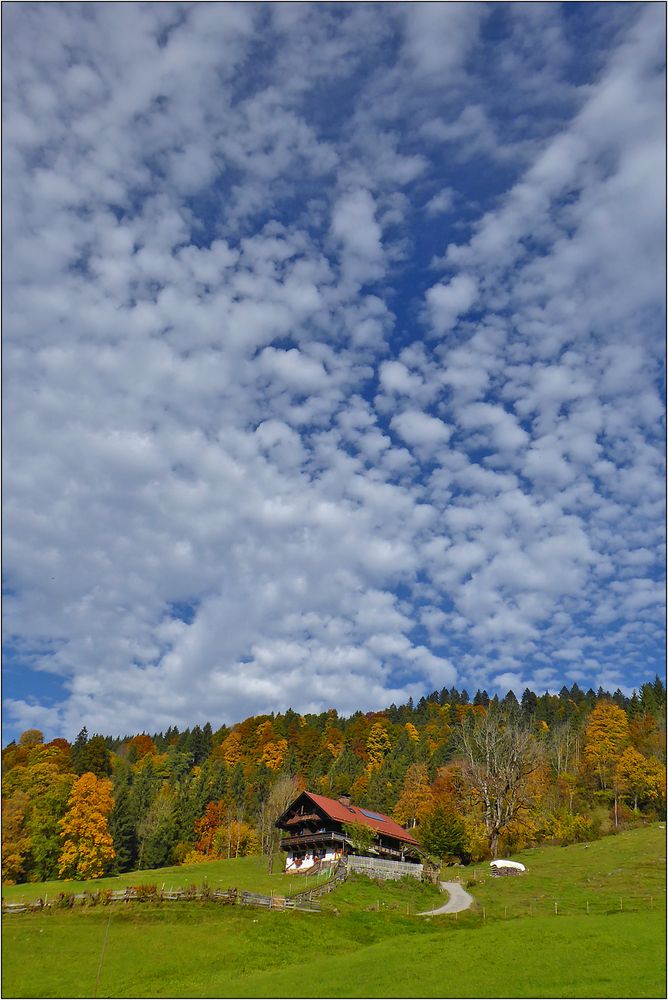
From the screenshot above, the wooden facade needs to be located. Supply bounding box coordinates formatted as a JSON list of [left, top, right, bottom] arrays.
[[275, 790, 423, 871]]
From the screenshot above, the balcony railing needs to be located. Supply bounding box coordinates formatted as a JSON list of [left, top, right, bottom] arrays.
[[279, 831, 351, 850], [279, 830, 413, 861]]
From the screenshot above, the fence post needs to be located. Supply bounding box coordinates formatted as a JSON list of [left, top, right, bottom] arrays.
[[554, 901, 558, 915], [586, 900, 589, 914], [619, 898, 623, 911]]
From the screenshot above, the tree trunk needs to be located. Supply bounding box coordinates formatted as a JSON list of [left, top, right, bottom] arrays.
[[489, 828, 499, 859]]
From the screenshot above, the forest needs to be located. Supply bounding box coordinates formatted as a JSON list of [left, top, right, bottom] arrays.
[[2, 678, 666, 884]]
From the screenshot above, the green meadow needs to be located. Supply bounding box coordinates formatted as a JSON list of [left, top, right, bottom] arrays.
[[3, 824, 665, 999], [0, 853, 334, 905]]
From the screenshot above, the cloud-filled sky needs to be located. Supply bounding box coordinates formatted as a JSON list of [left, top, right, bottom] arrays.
[[3, 2, 665, 742]]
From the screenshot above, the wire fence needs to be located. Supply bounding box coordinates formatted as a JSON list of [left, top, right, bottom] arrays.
[[450, 893, 663, 923]]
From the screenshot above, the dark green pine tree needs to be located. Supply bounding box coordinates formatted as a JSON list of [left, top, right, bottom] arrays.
[[201, 722, 213, 759], [207, 759, 229, 803], [173, 769, 209, 846], [229, 763, 247, 816], [109, 781, 138, 872], [129, 759, 159, 830], [140, 798, 177, 870], [521, 688, 538, 718], [246, 766, 271, 819], [80, 735, 112, 777], [327, 747, 363, 796], [502, 690, 519, 711], [71, 726, 89, 774], [363, 765, 392, 814], [569, 683, 585, 704]]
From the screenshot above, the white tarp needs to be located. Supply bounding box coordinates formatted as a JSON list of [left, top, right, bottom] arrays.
[[490, 859, 526, 871]]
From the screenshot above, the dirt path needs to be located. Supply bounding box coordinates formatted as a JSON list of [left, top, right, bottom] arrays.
[[418, 881, 474, 916]]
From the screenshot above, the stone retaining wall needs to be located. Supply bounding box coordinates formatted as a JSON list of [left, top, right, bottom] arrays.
[[348, 855, 423, 880]]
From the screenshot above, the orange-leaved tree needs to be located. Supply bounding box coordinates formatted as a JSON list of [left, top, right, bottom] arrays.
[[58, 772, 115, 880]]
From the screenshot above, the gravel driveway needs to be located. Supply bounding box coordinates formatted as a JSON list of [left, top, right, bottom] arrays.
[[418, 881, 474, 916]]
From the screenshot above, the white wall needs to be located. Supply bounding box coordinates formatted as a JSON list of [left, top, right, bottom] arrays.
[[284, 847, 340, 872]]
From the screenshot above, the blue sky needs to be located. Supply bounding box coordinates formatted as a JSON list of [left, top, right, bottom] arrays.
[[3, 2, 665, 742]]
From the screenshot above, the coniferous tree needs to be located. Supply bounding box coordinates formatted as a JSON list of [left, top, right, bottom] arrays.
[[71, 727, 89, 774], [109, 781, 138, 872], [80, 735, 112, 777], [521, 688, 538, 718]]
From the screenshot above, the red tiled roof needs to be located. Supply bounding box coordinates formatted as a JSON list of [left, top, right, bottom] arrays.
[[304, 791, 419, 845]]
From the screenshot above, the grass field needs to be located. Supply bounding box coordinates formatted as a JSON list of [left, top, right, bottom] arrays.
[[0, 852, 334, 904], [2, 824, 665, 999]]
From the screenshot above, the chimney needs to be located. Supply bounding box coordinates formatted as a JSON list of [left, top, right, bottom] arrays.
[[338, 792, 352, 807]]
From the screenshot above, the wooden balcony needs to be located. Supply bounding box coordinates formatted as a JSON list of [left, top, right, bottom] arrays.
[[280, 831, 351, 850], [279, 830, 414, 862]]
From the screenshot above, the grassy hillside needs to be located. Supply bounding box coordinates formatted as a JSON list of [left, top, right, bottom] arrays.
[[2, 825, 665, 999], [1, 853, 334, 903], [452, 821, 666, 920]]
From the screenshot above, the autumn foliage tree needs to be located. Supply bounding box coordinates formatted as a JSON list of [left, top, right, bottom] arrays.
[[615, 746, 665, 812], [458, 707, 540, 858], [58, 773, 115, 880], [366, 721, 392, 769], [584, 702, 630, 790], [2, 791, 32, 884], [393, 763, 433, 829], [1, 681, 664, 885]]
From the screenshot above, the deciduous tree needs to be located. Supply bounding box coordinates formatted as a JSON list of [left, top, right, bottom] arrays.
[[458, 708, 540, 858], [257, 774, 301, 871], [615, 746, 665, 812], [2, 791, 32, 884], [366, 722, 392, 769], [584, 702, 630, 790], [392, 763, 433, 829], [58, 773, 115, 880]]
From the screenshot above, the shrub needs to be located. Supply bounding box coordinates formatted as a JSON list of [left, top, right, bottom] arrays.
[[132, 884, 159, 902]]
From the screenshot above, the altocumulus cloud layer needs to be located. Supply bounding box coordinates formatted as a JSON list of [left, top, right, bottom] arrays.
[[3, 3, 665, 740]]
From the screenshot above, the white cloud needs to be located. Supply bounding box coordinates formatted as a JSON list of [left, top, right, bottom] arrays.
[[2, 3, 664, 740], [391, 410, 452, 451], [426, 275, 478, 334], [331, 188, 384, 284]]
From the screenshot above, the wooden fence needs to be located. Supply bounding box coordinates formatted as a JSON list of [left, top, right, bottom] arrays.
[[1, 862, 351, 916]]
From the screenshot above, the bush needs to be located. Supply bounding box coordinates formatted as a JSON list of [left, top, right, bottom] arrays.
[[132, 884, 159, 902], [199, 881, 213, 900]]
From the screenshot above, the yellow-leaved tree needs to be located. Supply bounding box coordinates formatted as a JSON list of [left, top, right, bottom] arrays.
[[58, 772, 115, 880], [615, 746, 666, 812], [393, 763, 433, 829], [584, 702, 630, 790], [366, 722, 392, 769]]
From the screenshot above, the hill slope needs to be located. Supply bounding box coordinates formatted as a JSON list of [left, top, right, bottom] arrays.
[[2, 825, 665, 999]]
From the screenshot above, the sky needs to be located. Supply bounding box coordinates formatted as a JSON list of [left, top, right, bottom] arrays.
[[3, 2, 665, 743]]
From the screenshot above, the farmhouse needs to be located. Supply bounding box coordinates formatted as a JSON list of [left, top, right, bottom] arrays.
[[275, 790, 423, 873]]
